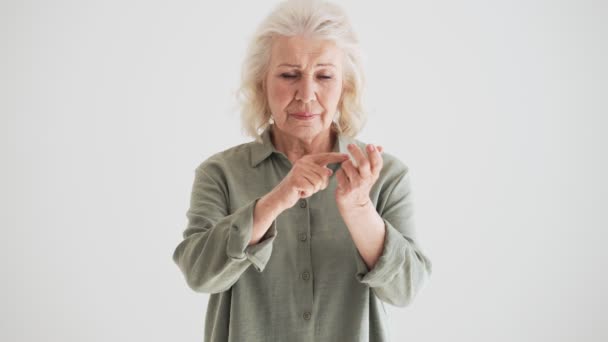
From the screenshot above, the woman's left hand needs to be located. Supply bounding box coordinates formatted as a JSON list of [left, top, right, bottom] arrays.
[[335, 143, 384, 210]]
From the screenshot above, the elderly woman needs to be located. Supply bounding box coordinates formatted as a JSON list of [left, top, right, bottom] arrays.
[[172, 0, 432, 341]]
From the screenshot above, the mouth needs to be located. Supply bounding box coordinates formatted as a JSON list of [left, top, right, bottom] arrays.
[[290, 112, 318, 120]]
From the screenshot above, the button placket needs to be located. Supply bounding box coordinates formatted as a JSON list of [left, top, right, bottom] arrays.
[[295, 196, 312, 325]]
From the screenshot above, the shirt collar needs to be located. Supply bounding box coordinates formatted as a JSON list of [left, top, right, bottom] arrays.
[[250, 126, 353, 168]]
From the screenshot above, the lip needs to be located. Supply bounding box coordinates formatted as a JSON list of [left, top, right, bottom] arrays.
[[291, 112, 318, 120]]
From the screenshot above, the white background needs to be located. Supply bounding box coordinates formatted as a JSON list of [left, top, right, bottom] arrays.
[[2, 0, 607, 341]]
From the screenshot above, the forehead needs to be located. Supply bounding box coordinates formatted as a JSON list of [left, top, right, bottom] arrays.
[[269, 35, 343, 67]]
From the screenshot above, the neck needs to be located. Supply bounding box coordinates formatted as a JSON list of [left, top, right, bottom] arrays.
[[270, 126, 337, 164]]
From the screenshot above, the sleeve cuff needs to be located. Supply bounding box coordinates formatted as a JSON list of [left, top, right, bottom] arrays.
[[354, 218, 408, 287], [226, 197, 278, 272]]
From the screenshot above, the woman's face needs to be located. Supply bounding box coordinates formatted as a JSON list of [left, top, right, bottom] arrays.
[[265, 35, 344, 141]]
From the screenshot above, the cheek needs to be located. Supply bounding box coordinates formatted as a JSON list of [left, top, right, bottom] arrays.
[[267, 81, 293, 105], [320, 83, 343, 106]]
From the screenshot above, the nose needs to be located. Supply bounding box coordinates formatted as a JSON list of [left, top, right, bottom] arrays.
[[295, 76, 316, 103]]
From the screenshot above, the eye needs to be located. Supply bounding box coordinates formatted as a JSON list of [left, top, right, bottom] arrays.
[[280, 73, 297, 79], [318, 75, 333, 80]]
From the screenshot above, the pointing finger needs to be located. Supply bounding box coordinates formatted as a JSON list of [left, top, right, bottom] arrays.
[[310, 152, 350, 166]]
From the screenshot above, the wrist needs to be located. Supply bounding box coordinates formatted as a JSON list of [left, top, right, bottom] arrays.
[[338, 199, 383, 231], [251, 193, 283, 245], [338, 197, 373, 213], [261, 188, 288, 217]]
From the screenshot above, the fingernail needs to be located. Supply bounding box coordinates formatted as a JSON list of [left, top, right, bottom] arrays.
[[368, 144, 375, 152]]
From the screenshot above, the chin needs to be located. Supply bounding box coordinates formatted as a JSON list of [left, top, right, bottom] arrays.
[[290, 124, 332, 138]]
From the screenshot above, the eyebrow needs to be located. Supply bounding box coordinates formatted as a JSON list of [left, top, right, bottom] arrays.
[[277, 63, 336, 68]]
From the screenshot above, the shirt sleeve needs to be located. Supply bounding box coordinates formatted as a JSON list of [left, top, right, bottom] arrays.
[[172, 166, 278, 294], [353, 169, 433, 307]]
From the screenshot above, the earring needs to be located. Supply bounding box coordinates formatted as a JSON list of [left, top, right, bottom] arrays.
[[268, 116, 275, 125]]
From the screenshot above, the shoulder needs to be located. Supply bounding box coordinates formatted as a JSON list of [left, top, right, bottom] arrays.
[[194, 140, 255, 176]]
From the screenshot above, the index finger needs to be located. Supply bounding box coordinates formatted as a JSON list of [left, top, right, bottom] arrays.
[[309, 152, 350, 166]]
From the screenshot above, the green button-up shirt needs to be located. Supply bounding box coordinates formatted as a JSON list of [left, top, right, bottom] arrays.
[[172, 127, 433, 342]]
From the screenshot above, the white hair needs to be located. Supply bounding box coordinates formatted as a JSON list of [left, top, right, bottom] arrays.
[[236, 0, 367, 143]]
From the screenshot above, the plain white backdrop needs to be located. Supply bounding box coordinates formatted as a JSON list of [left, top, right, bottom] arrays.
[[2, 0, 607, 341]]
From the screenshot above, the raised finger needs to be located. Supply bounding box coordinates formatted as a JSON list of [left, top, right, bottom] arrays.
[[340, 158, 359, 184], [347, 143, 371, 178], [366, 144, 383, 176], [335, 168, 349, 192]]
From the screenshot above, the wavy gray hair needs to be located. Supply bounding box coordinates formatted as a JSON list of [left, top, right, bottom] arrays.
[[236, 0, 367, 143]]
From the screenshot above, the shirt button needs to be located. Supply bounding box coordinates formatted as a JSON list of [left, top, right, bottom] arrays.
[[298, 233, 307, 241], [301, 271, 310, 280], [299, 199, 307, 208], [303, 311, 311, 320]]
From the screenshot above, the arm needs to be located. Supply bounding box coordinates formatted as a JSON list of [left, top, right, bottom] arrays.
[[349, 169, 433, 307], [340, 201, 386, 270], [172, 166, 283, 294]]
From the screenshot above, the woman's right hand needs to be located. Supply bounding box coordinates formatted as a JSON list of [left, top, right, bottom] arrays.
[[252, 152, 350, 242], [272, 152, 350, 210]]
